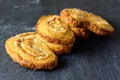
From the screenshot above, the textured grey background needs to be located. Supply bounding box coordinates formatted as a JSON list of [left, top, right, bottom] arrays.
[[0, 0, 120, 80]]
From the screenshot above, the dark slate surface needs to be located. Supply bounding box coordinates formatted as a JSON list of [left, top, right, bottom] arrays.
[[0, 0, 120, 80]]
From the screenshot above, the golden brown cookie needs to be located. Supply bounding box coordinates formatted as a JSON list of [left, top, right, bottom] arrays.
[[86, 13, 114, 35], [36, 15, 75, 45], [60, 8, 114, 36], [5, 32, 58, 70], [60, 8, 90, 38], [34, 35, 73, 55]]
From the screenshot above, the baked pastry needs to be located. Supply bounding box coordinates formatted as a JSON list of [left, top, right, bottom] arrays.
[[60, 8, 114, 36], [86, 13, 114, 35], [34, 35, 73, 55], [60, 8, 90, 38], [36, 15, 75, 45], [5, 32, 58, 70]]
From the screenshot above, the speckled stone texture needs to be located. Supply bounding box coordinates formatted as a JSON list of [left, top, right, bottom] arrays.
[[0, 0, 120, 80]]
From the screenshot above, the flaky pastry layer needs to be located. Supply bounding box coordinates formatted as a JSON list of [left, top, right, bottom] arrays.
[[60, 8, 114, 36], [5, 32, 58, 70], [36, 15, 75, 44]]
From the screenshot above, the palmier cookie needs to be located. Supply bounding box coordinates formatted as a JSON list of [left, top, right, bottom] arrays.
[[60, 8, 114, 35], [34, 35, 73, 55], [5, 32, 58, 70], [60, 8, 91, 38], [36, 15, 75, 45], [86, 13, 114, 35]]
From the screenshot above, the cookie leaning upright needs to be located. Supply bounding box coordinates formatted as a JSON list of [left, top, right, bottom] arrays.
[[36, 15, 75, 45], [86, 13, 114, 35], [5, 32, 58, 70], [60, 8, 114, 36]]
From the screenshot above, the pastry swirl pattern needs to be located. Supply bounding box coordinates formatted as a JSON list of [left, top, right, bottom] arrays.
[[5, 32, 58, 70], [36, 15, 75, 45]]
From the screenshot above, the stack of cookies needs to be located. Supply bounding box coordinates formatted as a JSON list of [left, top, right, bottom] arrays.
[[5, 8, 114, 70]]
